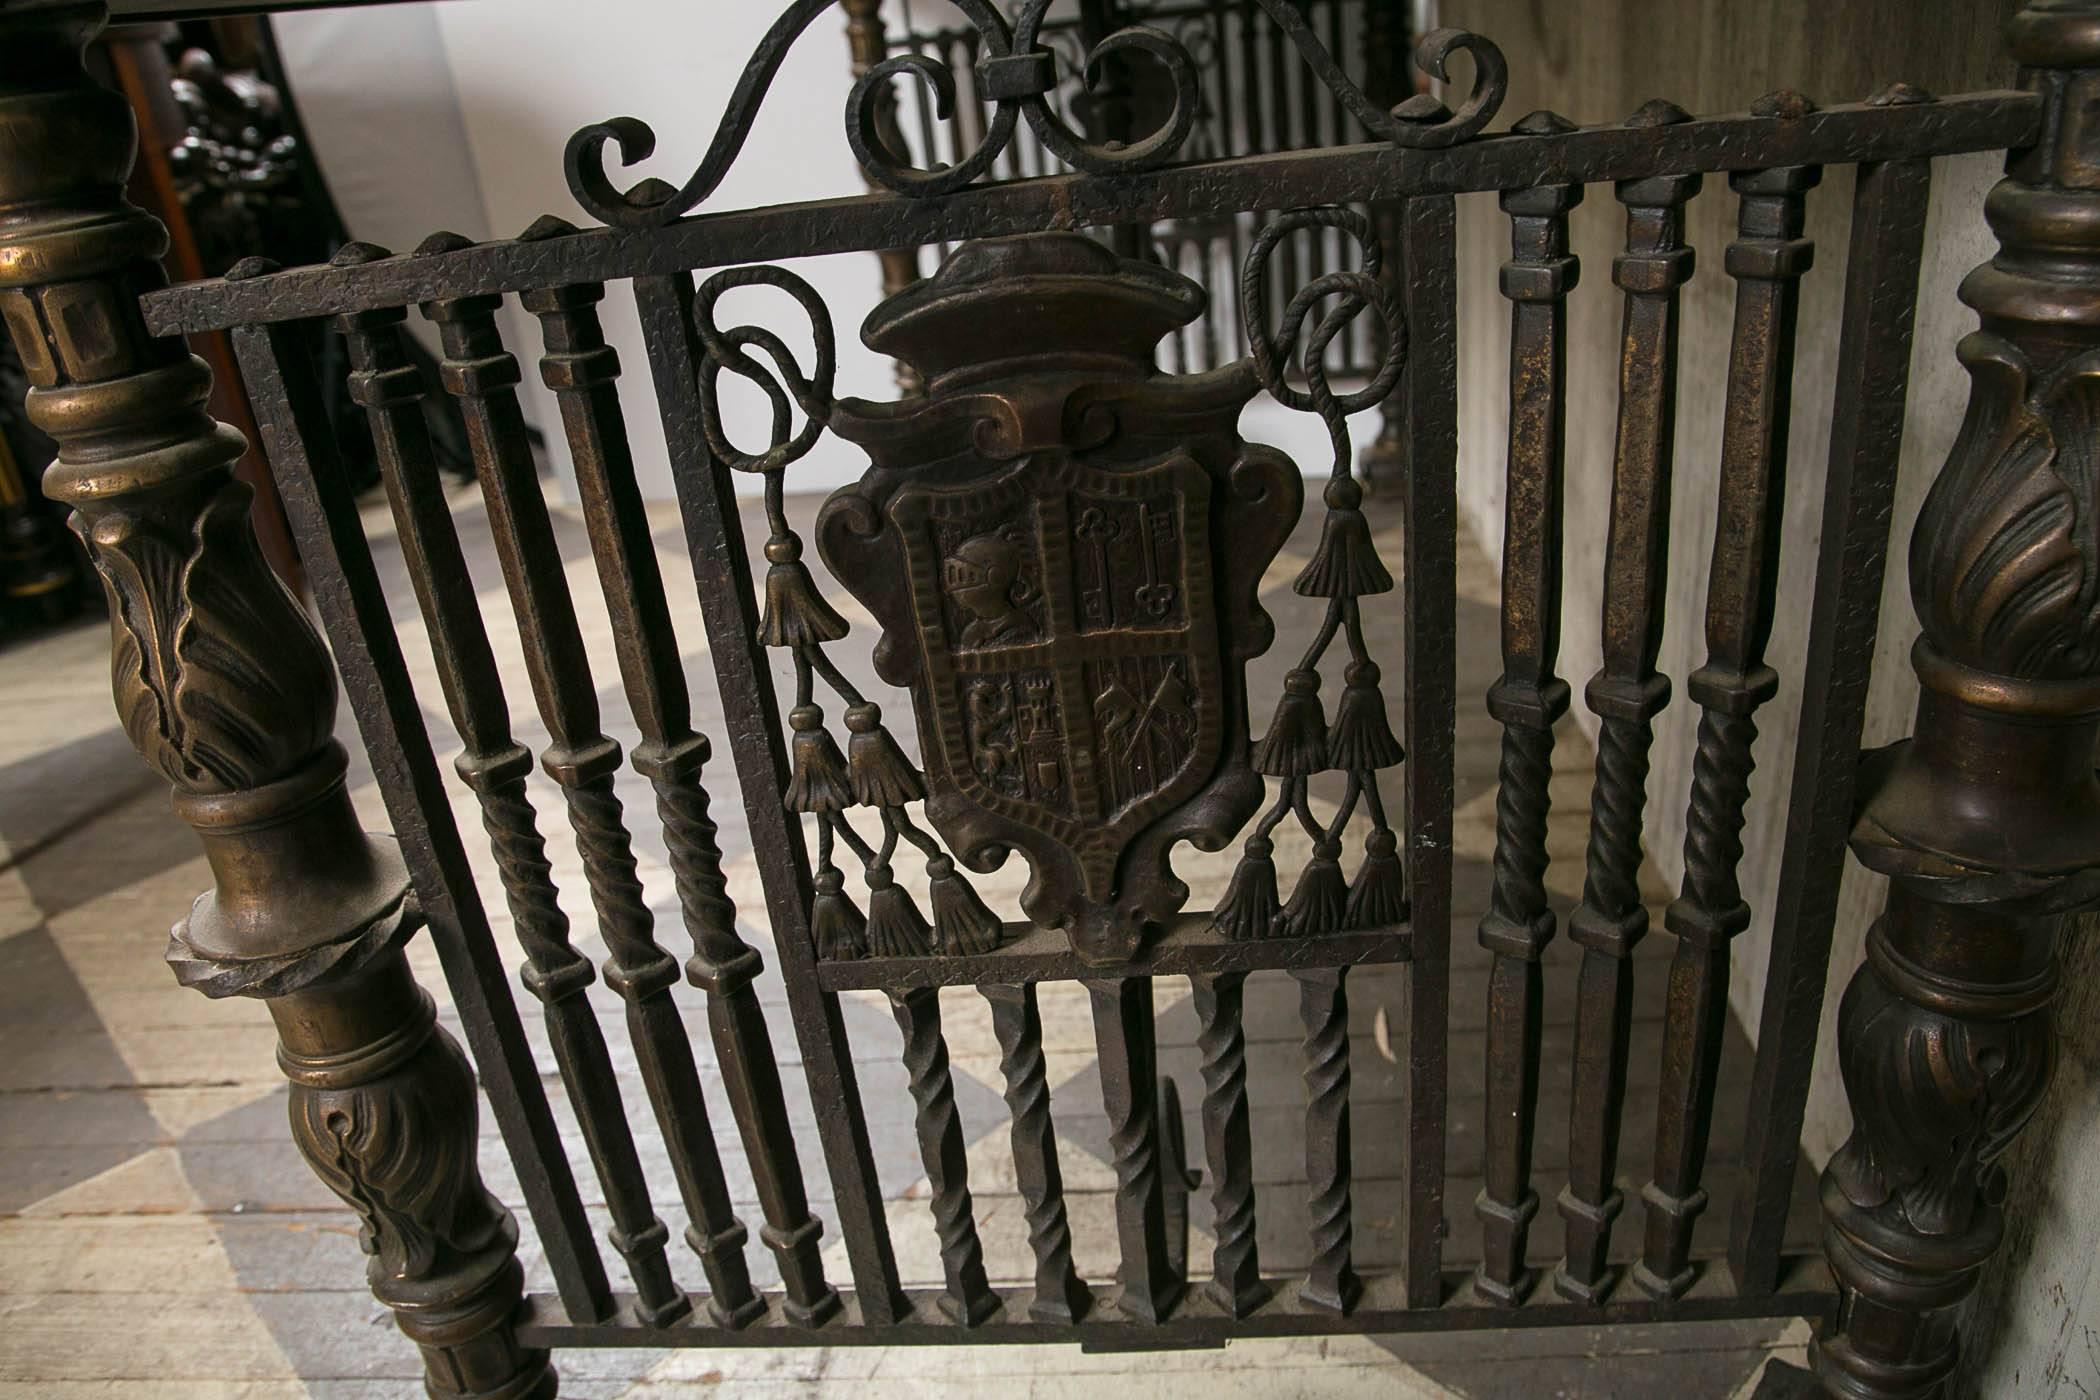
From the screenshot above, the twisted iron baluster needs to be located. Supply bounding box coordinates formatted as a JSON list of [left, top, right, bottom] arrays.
[[1192, 971, 1268, 1318], [1087, 977, 1181, 1323], [1638, 161, 1818, 1299], [522, 267, 841, 1324], [983, 983, 1091, 1323], [1296, 966, 1359, 1313], [336, 301, 687, 1326], [891, 987, 1000, 1324], [424, 282, 762, 1327], [1474, 160, 1581, 1306], [1558, 160, 1699, 1303]]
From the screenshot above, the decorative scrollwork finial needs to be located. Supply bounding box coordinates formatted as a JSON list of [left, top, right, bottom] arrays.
[[564, 1, 1508, 228]]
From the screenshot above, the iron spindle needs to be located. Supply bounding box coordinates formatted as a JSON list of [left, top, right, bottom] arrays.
[[983, 982, 1093, 1324], [632, 271, 909, 1324], [520, 273, 842, 1325], [1474, 163, 1581, 1307], [1191, 971, 1269, 1318], [1558, 161, 1699, 1304], [891, 987, 1001, 1325], [1296, 965, 1359, 1313], [337, 302, 689, 1327], [423, 285, 763, 1327], [1638, 162, 1819, 1300], [1727, 157, 1932, 1300], [1398, 192, 1460, 1309], [1087, 977, 1184, 1323]]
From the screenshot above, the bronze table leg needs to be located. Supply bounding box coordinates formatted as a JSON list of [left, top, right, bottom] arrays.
[[0, 7, 551, 1395], [1815, 5, 2100, 1396]]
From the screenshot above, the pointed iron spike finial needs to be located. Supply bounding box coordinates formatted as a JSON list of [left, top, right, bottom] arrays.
[[1626, 98, 1692, 128], [1865, 80, 1936, 107], [225, 255, 281, 281], [327, 241, 390, 267], [517, 213, 580, 243], [1750, 88, 1818, 120], [414, 230, 477, 257], [1511, 109, 1577, 136]]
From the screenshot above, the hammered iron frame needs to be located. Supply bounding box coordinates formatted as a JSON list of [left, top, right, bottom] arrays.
[[0, 3, 2092, 1398]]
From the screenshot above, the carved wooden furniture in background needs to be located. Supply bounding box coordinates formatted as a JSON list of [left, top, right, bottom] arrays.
[[0, 2, 2092, 1398]]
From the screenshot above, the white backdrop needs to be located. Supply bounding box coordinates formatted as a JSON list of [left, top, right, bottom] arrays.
[[273, 0, 1342, 502]]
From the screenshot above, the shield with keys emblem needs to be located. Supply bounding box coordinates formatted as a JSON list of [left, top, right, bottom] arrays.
[[821, 231, 1300, 963]]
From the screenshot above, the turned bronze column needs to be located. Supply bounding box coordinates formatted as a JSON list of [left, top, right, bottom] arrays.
[[0, 7, 553, 1397], [1816, 4, 2100, 1397]]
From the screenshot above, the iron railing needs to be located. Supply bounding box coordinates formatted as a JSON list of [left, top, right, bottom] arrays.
[[1, 4, 2091, 1399]]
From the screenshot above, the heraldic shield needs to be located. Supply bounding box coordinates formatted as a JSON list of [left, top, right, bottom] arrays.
[[821, 233, 1300, 964]]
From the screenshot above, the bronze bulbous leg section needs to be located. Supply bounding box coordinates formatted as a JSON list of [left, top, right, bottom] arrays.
[[0, 7, 549, 1396], [1814, 5, 2100, 1394]]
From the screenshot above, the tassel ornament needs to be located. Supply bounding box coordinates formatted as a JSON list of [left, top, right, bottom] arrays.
[[1282, 839, 1349, 937], [1212, 835, 1282, 941], [846, 702, 924, 808], [1327, 661, 1405, 771], [863, 863, 932, 957], [1345, 828, 1409, 928], [811, 865, 868, 961], [783, 705, 852, 813], [1295, 476, 1394, 598], [1253, 669, 1328, 777], [927, 854, 1003, 955], [759, 534, 849, 649]]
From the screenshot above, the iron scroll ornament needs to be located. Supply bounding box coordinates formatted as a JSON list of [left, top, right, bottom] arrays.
[[565, 0, 1507, 227]]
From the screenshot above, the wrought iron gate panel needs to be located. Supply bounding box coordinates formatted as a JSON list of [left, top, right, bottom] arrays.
[[4, 0, 2080, 1392]]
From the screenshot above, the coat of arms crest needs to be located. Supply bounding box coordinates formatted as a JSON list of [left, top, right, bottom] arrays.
[[820, 233, 1298, 963]]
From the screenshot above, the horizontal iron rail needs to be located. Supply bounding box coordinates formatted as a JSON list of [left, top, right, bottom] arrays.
[[142, 91, 2037, 336], [107, 0, 441, 15], [816, 917, 1412, 992], [519, 1255, 1835, 1347]]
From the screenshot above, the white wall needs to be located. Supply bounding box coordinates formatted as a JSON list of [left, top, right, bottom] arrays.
[[275, 0, 1343, 501]]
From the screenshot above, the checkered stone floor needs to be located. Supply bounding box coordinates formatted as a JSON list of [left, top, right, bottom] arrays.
[[0, 485, 1818, 1397]]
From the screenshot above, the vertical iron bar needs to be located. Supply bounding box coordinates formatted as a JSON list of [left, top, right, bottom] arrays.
[[1086, 976, 1182, 1323], [1558, 171, 1701, 1304], [982, 982, 1092, 1324], [1638, 165, 1819, 1300], [1399, 192, 1459, 1309], [632, 271, 909, 1325], [1474, 174, 1582, 1306], [1190, 971, 1267, 1318], [230, 321, 613, 1325], [336, 305, 688, 1326], [520, 278, 841, 1325], [1296, 965, 1359, 1313], [421, 287, 762, 1326], [1210, 0, 1238, 158], [1729, 158, 1932, 1296], [890, 987, 1001, 1325]]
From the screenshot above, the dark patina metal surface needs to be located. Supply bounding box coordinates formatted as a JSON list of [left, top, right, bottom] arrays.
[[0, 1, 2092, 1396]]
